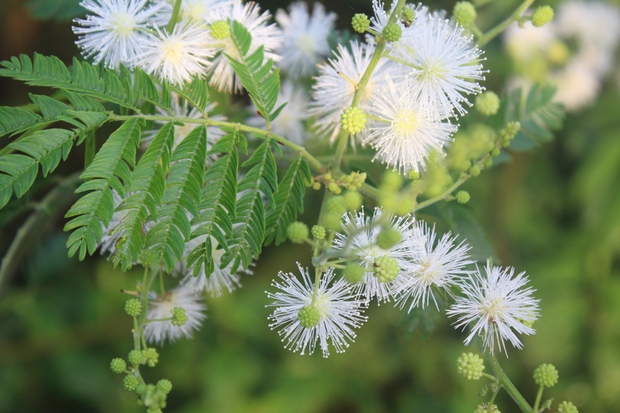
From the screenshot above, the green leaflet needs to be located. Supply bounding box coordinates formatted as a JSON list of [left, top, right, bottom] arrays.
[[226, 20, 281, 123], [64, 118, 143, 260], [142, 125, 207, 273], [264, 157, 311, 246]]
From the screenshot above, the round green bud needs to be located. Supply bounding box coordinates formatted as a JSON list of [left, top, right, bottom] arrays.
[[311, 225, 326, 240], [343, 190, 363, 211], [475, 91, 500, 116], [533, 363, 559, 388], [147, 408, 162, 413], [124, 298, 143, 317], [171, 307, 188, 326], [548, 40, 570, 65], [135, 383, 147, 397], [453, 1, 477, 27], [491, 148, 500, 157], [312, 182, 321, 190], [324, 173, 333, 181], [506, 121, 521, 137], [298, 305, 321, 328], [128, 349, 145, 366], [344, 264, 366, 284], [123, 374, 139, 392], [352, 13, 370, 33], [484, 158, 493, 168], [382, 170, 404, 190], [401, 7, 415, 25], [340, 107, 367, 135], [457, 352, 485, 380], [557, 401, 578, 413], [376, 228, 402, 250], [287, 221, 309, 244], [328, 182, 342, 194], [156, 379, 173, 395], [394, 196, 415, 216], [373, 255, 400, 283], [211, 20, 230, 40], [532, 5, 554, 27], [474, 403, 500, 413], [469, 165, 481, 177], [408, 170, 420, 180], [110, 358, 126, 374], [456, 191, 470, 204], [383, 23, 402, 42], [461, 160, 472, 172], [326, 195, 347, 217], [143, 348, 159, 368]]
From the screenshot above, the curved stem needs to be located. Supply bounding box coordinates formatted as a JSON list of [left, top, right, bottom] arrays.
[[533, 386, 544, 413], [479, 0, 536, 46], [487, 352, 533, 413], [413, 176, 468, 212]]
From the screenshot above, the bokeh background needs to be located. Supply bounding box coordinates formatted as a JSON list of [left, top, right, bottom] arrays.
[[1, 0, 620, 412]]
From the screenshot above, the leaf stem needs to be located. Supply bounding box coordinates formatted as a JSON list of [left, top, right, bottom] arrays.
[[486, 352, 533, 413], [478, 0, 536, 46], [413, 175, 468, 212], [167, 0, 183, 33], [533, 385, 544, 413]]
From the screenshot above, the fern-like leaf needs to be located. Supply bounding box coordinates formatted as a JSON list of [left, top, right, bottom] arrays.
[[0, 107, 43, 137], [264, 156, 311, 246], [221, 140, 277, 272], [226, 21, 281, 122], [64, 118, 143, 260], [142, 125, 207, 272]]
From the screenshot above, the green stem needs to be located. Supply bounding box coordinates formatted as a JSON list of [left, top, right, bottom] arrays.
[[84, 130, 96, 170], [533, 386, 544, 413], [479, 0, 536, 46], [413, 176, 468, 212], [167, 0, 183, 33], [383, 53, 423, 70], [469, 23, 484, 39], [487, 352, 533, 413]]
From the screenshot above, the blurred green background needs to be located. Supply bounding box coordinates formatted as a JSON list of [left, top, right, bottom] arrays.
[[1, 0, 620, 412]]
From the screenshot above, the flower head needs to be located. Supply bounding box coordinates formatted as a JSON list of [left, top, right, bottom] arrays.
[[152, 0, 234, 27], [392, 222, 472, 311], [72, 0, 161, 69], [144, 284, 207, 345], [447, 261, 540, 354], [275, 2, 336, 78], [266, 264, 368, 357]]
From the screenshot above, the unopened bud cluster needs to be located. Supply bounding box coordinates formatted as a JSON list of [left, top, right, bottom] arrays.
[[456, 190, 470, 204], [287, 221, 309, 244], [457, 352, 485, 380], [401, 7, 415, 26], [340, 107, 367, 135], [557, 401, 578, 413], [125, 298, 143, 317], [533, 363, 558, 387], [383, 23, 402, 42], [379, 171, 415, 215], [211, 20, 230, 39], [532, 5, 554, 27], [171, 307, 188, 326], [298, 305, 321, 328], [475, 403, 500, 413], [352, 13, 370, 33], [322, 170, 367, 194], [373, 255, 399, 283], [344, 263, 366, 284], [475, 91, 500, 116], [453, 2, 477, 27]]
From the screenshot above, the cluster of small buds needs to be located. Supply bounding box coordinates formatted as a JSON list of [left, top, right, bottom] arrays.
[[287, 221, 310, 244], [128, 349, 146, 366], [532, 5, 554, 27], [474, 403, 500, 413], [453, 2, 477, 28], [342, 171, 367, 191], [144, 348, 159, 368], [408, 170, 420, 180], [340, 107, 367, 135], [123, 374, 139, 392], [401, 7, 415, 26], [343, 191, 363, 211], [298, 305, 321, 328], [323, 195, 348, 231], [311, 225, 326, 240], [352, 13, 370, 33], [499, 121, 521, 148], [456, 190, 471, 204], [210, 20, 230, 40], [376, 227, 402, 249], [379, 171, 416, 216], [475, 91, 500, 116], [373, 255, 400, 283], [533, 363, 559, 387], [110, 358, 127, 374], [125, 298, 143, 317], [171, 307, 188, 327], [382, 23, 402, 42], [557, 401, 578, 413], [457, 352, 485, 380], [136, 380, 171, 412], [344, 263, 366, 284]]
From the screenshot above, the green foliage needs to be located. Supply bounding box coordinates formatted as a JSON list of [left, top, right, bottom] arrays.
[[264, 157, 311, 246], [226, 21, 282, 123], [64, 118, 144, 260], [26, 0, 83, 21]]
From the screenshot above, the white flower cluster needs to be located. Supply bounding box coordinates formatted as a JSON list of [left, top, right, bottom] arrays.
[[266, 209, 540, 357], [504, 1, 620, 111]]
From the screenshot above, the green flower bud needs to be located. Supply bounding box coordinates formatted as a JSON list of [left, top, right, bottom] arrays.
[[211, 20, 230, 40], [461, 160, 472, 172], [457, 352, 485, 380], [123, 374, 139, 392], [287, 221, 309, 244], [377, 228, 402, 250], [373, 255, 400, 283], [401, 7, 415, 26], [298, 305, 321, 328], [128, 350, 145, 366], [453, 2, 477, 27], [506, 121, 521, 137], [156, 379, 173, 395], [125, 298, 143, 317], [340, 107, 367, 135], [343, 190, 363, 211], [456, 190, 470, 204], [475, 91, 500, 116], [383, 23, 402, 42], [352, 13, 370, 33], [311, 225, 326, 240], [326, 195, 347, 217], [171, 307, 188, 326], [344, 263, 366, 284], [394, 196, 415, 216], [532, 5, 554, 27], [324, 173, 333, 181], [469, 165, 481, 177], [533, 363, 559, 388], [312, 182, 321, 190], [328, 182, 342, 194], [475, 403, 500, 413], [557, 401, 578, 413], [143, 348, 159, 368], [491, 148, 500, 157], [484, 158, 493, 168], [382, 170, 404, 190], [408, 170, 420, 180], [110, 358, 127, 374]]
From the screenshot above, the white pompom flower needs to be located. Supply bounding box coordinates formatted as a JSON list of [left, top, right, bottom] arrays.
[[72, 0, 162, 69], [275, 1, 336, 78], [144, 284, 207, 345], [137, 20, 215, 86], [208, 0, 282, 93], [392, 222, 473, 311], [151, 0, 234, 28], [266, 264, 368, 357], [447, 261, 540, 354]]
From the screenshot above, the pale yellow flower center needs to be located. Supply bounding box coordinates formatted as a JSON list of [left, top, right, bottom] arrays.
[[420, 57, 447, 82], [111, 12, 137, 37], [162, 40, 185, 65], [481, 297, 506, 323], [393, 108, 419, 136]]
